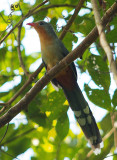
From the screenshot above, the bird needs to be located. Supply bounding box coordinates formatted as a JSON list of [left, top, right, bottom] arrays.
[[27, 21, 103, 154]]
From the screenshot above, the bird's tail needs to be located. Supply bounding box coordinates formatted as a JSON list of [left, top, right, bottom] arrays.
[[63, 84, 103, 155]]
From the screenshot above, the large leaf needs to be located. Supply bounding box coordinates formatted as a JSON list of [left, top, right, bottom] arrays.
[[87, 55, 110, 90], [85, 84, 111, 110], [55, 112, 69, 140]]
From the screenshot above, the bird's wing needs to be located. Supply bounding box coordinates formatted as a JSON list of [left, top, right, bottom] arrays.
[[42, 58, 61, 91], [58, 39, 77, 79]]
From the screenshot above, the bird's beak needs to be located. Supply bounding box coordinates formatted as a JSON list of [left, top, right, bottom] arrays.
[[27, 22, 37, 27]]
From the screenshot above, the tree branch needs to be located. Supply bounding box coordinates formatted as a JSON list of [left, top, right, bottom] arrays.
[[0, 63, 44, 114], [0, 1, 81, 111], [0, 123, 9, 144], [59, 0, 85, 40], [29, 0, 85, 90], [111, 112, 117, 149], [0, 1, 83, 44], [91, 0, 117, 85], [17, 23, 29, 76], [32, 3, 76, 16], [0, 0, 49, 45], [0, 148, 20, 160], [0, 127, 36, 146], [0, 2, 117, 128], [56, 141, 61, 160]]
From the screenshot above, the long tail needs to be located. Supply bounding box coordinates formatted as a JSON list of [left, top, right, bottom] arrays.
[[63, 84, 103, 154]]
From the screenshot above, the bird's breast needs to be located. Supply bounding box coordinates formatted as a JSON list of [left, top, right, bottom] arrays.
[[41, 42, 63, 69]]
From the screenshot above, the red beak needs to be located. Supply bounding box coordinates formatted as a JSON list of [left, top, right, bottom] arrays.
[[27, 22, 36, 27]]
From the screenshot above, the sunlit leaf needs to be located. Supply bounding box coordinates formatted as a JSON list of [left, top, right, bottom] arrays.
[[87, 55, 110, 90], [85, 84, 111, 110]]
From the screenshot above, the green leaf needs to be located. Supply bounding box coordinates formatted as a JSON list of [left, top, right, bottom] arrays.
[[33, 10, 48, 22], [112, 89, 117, 109], [84, 84, 111, 110], [77, 49, 91, 72], [55, 112, 69, 140], [78, 14, 95, 35], [7, 137, 31, 155], [63, 32, 78, 51], [106, 29, 117, 43], [100, 113, 112, 134], [40, 89, 68, 122], [87, 55, 110, 90], [27, 94, 47, 127]]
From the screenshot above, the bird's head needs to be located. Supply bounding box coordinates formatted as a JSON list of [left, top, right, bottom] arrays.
[[27, 21, 57, 40]]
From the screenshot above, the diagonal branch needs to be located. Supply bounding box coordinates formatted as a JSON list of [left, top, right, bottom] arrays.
[[0, 2, 117, 128], [0, 123, 9, 144], [0, 1, 83, 44], [0, 63, 44, 114], [17, 23, 29, 76], [59, 0, 85, 40], [0, 0, 49, 45], [29, 0, 49, 13], [32, 4, 76, 16], [0, 0, 83, 106], [111, 112, 117, 149], [91, 0, 117, 85], [0, 148, 20, 160], [0, 1, 81, 112], [0, 127, 36, 146]]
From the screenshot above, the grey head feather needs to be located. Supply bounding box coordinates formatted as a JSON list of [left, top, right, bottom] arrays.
[[36, 20, 58, 39]]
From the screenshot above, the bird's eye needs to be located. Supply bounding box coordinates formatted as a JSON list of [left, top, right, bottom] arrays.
[[39, 22, 44, 25]]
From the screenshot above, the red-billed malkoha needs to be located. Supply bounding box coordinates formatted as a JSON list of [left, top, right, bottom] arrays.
[[27, 21, 103, 154]]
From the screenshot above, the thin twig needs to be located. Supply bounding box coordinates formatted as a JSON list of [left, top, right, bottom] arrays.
[[0, 0, 49, 44], [91, 0, 117, 85], [18, 2, 24, 17], [17, 22, 29, 76], [0, 103, 7, 106], [59, 0, 85, 40], [0, 105, 7, 114], [56, 141, 61, 160], [0, 63, 44, 114], [0, 1, 117, 128], [0, 148, 20, 160], [0, 123, 9, 144], [0, 1, 78, 110], [0, 127, 36, 146], [110, 112, 117, 149], [0, 12, 8, 24], [7, 63, 44, 105], [0, 1, 80, 44], [0, 2, 78, 44], [29, 0, 49, 14], [32, 3, 76, 16]]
